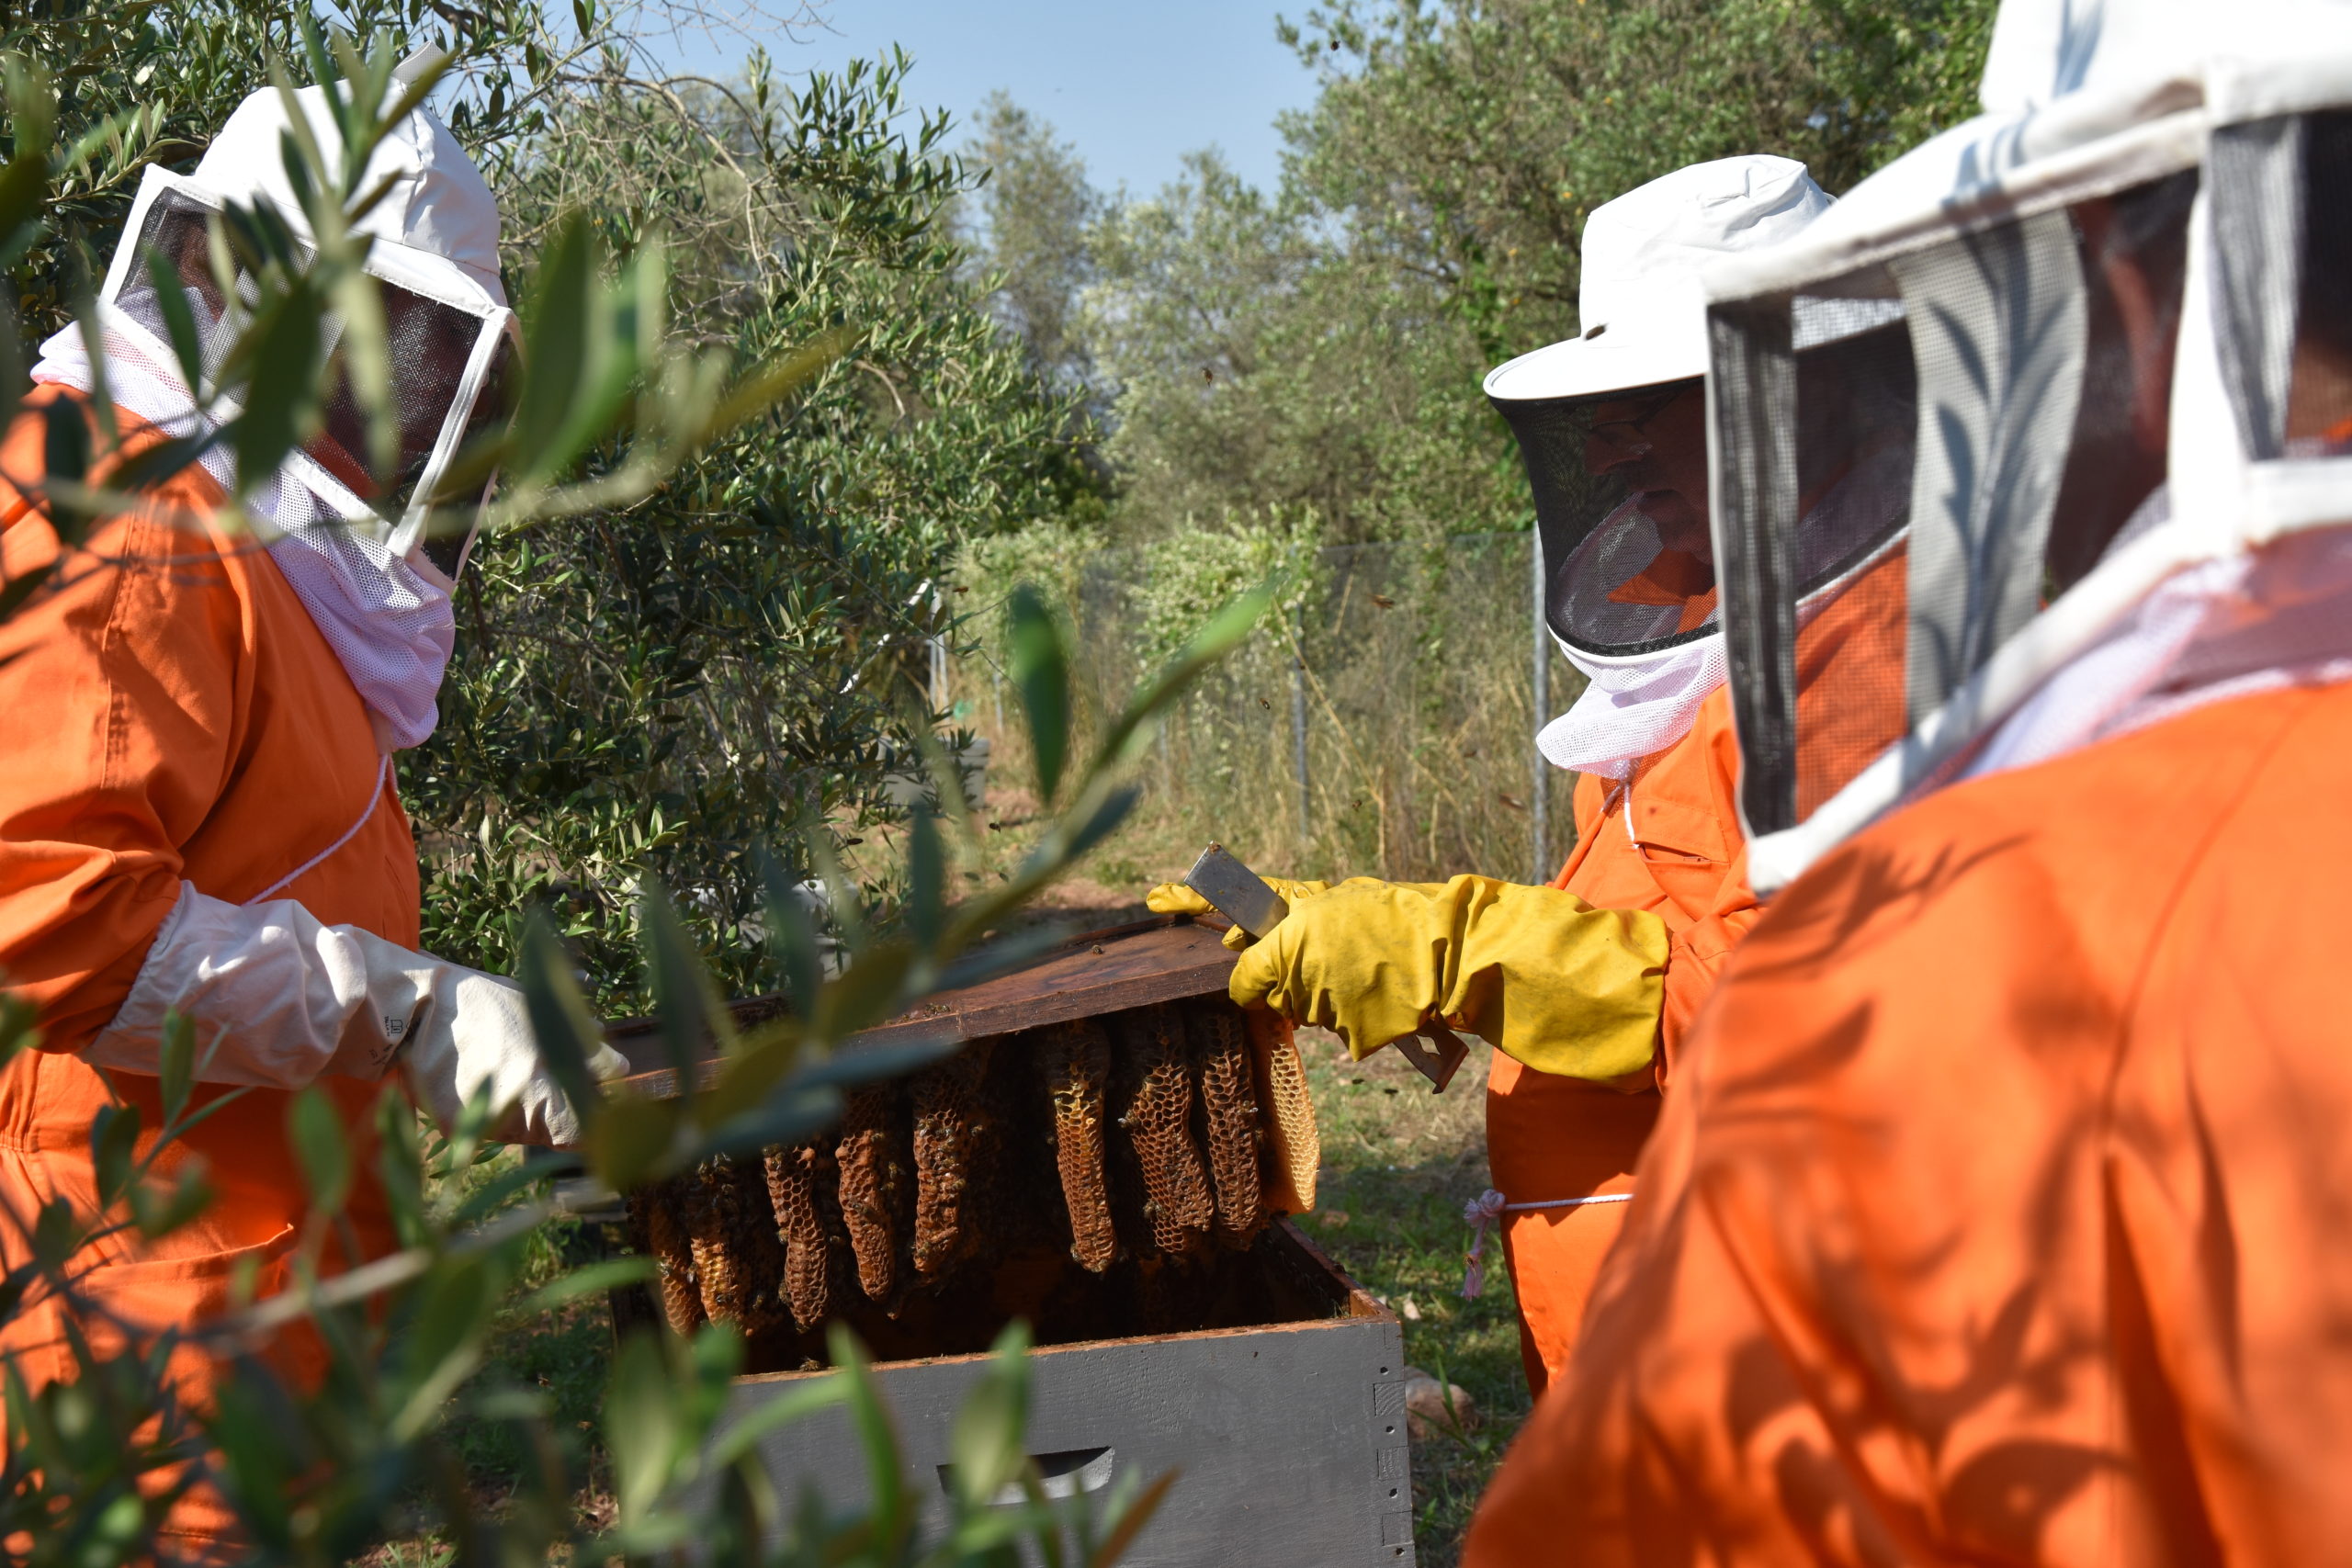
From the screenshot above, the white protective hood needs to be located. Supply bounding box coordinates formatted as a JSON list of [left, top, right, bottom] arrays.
[[33, 66, 514, 750], [1699, 0, 2352, 893], [1487, 157, 1834, 779]]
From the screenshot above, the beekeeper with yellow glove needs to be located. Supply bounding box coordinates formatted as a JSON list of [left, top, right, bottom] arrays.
[[1150, 154, 1878, 1393]]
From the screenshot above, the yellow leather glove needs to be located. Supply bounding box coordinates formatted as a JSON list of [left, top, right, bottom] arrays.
[[1227, 875, 1668, 1080], [1146, 877, 1335, 951]]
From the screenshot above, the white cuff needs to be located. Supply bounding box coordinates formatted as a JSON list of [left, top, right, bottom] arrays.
[[85, 881, 443, 1088]]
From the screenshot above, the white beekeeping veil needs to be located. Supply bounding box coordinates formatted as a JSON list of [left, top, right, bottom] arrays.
[[33, 62, 516, 749], [1483, 157, 1854, 778], [1700, 0, 2352, 892]]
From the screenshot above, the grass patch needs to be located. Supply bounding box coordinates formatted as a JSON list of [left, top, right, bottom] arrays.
[[363, 1155, 622, 1568]]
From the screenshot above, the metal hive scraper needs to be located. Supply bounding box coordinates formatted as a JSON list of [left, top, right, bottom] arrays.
[[1181, 843, 1470, 1094], [1182, 843, 1291, 938]]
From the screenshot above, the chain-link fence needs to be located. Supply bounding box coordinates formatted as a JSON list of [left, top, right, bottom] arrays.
[[956, 532, 1589, 886]]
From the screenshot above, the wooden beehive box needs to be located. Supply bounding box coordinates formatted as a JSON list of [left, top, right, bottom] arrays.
[[607, 917, 1417, 1565]]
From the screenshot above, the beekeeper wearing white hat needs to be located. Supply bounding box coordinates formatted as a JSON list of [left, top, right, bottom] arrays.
[[0, 72, 623, 1544], [1466, 0, 2352, 1559], [1149, 154, 1859, 1393]]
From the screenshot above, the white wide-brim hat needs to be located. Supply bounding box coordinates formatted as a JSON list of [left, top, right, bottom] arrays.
[[1486, 154, 1832, 404]]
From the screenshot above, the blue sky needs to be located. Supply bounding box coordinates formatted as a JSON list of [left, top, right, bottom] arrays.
[[640, 0, 1325, 197]]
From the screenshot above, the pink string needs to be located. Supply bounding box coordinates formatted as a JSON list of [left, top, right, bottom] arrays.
[[1461, 1189, 1508, 1299], [1460, 1188, 1636, 1298]]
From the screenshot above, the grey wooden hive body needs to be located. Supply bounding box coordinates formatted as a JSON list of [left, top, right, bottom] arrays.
[[712, 1222, 1413, 1566], [611, 917, 1415, 1564]]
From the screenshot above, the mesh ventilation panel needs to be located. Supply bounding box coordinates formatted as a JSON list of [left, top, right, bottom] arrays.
[[1715, 171, 2196, 840], [2212, 108, 2352, 467]]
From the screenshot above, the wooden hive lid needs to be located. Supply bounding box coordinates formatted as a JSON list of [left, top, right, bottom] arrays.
[[607, 914, 1238, 1100]]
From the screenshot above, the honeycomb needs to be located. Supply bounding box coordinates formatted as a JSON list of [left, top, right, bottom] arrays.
[[763, 1141, 839, 1332], [682, 1160, 743, 1325], [1187, 1004, 1268, 1248], [632, 1185, 704, 1337], [832, 1086, 907, 1304], [974, 1034, 1057, 1256], [1042, 1018, 1117, 1272], [910, 1039, 1000, 1280], [628, 983, 1322, 1335], [1113, 1004, 1214, 1258], [1250, 1010, 1320, 1215], [684, 1156, 787, 1333]]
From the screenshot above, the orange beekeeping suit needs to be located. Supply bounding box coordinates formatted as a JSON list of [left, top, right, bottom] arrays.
[[1466, 676, 2352, 1566], [1485, 684, 1762, 1393], [1486, 547, 1905, 1393], [0, 389, 411, 1546]]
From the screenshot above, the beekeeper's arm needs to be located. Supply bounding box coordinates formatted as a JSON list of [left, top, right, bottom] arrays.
[[83, 884, 622, 1145], [1149, 875, 1668, 1080], [0, 396, 616, 1145]]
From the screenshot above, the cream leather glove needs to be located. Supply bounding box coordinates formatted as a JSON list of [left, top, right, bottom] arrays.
[[87, 882, 628, 1145]]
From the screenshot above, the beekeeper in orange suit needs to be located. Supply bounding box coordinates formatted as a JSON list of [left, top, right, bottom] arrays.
[[0, 75, 620, 1549], [1150, 156, 1911, 1393], [1465, 0, 2352, 1560]]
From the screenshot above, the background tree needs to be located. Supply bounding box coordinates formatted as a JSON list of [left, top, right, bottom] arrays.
[[1046, 0, 1999, 547], [410, 47, 1106, 1013], [959, 89, 1102, 398]]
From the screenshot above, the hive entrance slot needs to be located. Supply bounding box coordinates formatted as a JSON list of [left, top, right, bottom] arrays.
[[937, 1446, 1115, 1506]]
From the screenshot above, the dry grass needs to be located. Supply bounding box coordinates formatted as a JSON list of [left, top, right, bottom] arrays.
[[949, 535, 1586, 894]]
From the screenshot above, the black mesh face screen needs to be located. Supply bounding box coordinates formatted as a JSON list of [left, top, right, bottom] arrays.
[[311, 277, 491, 513], [1710, 298, 1802, 834], [2289, 110, 2352, 456], [1494, 392, 1630, 649], [1788, 310, 1917, 824], [1493, 376, 1719, 657], [1713, 292, 1918, 836], [115, 190, 269, 390], [2044, 170, 2197, 592], [1792, 315, 1916, 594]]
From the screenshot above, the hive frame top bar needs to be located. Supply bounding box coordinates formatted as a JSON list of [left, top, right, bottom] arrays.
[[607, 914, 1239, 1100]]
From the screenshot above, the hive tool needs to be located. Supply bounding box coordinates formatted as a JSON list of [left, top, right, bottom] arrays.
[[1181, 843, 1472, 1093]]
